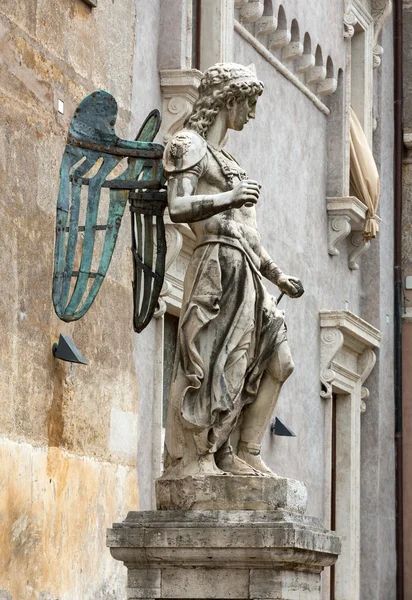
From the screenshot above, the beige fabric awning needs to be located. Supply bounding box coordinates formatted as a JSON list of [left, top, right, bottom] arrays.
[[350, 107, 380, 240]]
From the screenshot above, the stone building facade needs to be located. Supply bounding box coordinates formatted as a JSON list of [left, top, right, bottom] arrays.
[[0, 0, 398, 599]]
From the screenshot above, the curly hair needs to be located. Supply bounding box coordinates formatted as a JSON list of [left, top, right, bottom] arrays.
[[185, 63, 264, 138]]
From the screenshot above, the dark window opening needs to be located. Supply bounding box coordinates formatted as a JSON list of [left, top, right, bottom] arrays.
[[192, 0, 201, 69]]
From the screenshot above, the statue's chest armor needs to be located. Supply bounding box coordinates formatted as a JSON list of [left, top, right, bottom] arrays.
[[202, 147, 248, 191]]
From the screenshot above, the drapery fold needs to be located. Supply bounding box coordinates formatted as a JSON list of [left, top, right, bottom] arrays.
[[350, 107, 381, 240]]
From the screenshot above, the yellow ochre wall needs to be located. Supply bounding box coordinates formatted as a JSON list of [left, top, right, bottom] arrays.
[[0, 1, 147, 597]]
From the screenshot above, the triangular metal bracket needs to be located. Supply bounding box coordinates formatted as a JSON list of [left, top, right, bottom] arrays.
[[271, 417, 296, 437], [52, 334, 87, 365]]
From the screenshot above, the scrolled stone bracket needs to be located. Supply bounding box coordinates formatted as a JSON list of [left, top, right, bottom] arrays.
[[328, 215, 352, 256], [348, 231, 371, 270], [373, 44, 384, 68], [372, 0, 393, 69], [327, 196, 378, 269], [343, 7, 358, 38], [320, 328, 345, 400], [358, 347, 377, 412]]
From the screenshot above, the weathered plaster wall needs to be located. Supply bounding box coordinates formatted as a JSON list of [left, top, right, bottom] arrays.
[[0, 0, 161, 597]]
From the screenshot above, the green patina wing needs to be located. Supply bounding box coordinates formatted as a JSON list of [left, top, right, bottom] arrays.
[[52, 91, 167, 330], [130, 109, 168, 333]]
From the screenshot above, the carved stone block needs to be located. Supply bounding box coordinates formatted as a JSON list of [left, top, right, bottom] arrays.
[[306, 65, 327, 85], [317, 77, 338, 96], [295, 53, 316, 74], [255, 15, 278, 36], [282, 41, 303, 62], [240, 0, 264, 22], [156, 474, 308, 512], [269, 29, 291, 51]]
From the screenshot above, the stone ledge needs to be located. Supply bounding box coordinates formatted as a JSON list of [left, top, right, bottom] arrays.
[[107, 510, 341, 598], [155, 474, 307, 512], [108, 510, 341, 568]]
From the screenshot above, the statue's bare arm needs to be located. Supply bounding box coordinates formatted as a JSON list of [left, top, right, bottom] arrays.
[[260, 246, 304, 299], [167, 170, 261, 223]]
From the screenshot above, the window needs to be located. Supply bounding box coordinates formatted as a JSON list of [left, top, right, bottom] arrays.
[[191, 0, 201, 69], [350, 1, 374, 145]]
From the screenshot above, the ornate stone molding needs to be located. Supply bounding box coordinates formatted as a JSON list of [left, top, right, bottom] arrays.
[[234, 21, 331, 115], [373, 44, 384, 68], [372, 0, 393, 40], [320, 328, 345, 400], [372, 0, 391, 69], [359, 348, 377, 412], [159, 69, 202, 143], [348, 231, 371, 270], [327, 196, 367, 255], [234, 2, 340, 106], [344, 0, 391, 69], [344, 7, 358, 38], [320, 310, 381, 407], [327, 197, 380, 269]]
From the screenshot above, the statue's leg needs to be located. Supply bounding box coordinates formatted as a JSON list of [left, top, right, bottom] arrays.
[[215, 438, 261, 476], [237, 336, 294, 476]]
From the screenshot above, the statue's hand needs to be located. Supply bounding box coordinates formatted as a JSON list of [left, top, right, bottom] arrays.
[[277, 275, 304, 298], [231, 179, 260, 208]]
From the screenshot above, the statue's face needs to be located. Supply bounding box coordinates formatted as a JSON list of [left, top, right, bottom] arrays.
[[226, 95, 258, 131]]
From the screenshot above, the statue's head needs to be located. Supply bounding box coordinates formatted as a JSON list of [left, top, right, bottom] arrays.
[[185, 63, 264, 138]]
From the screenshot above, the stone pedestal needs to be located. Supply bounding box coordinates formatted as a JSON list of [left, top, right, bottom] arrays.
[[107, 508, 340, 600], [156, 474, 308, 512]]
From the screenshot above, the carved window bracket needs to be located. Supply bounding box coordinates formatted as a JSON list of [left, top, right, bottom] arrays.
[[320, 310, 381, 409], [160, 70, 202, 143], [327, 196, 380, 270]]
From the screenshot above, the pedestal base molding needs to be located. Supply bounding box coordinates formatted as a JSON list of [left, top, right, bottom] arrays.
[[108, 509, 341, 600]]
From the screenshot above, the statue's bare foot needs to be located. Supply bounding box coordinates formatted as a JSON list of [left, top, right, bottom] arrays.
[[215, 448, 261, 476], [237, 442, 279, 478]]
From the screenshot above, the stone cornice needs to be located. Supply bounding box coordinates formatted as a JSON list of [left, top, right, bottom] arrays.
[[320, 310, 381, 405], [320, 310, 382, 348]]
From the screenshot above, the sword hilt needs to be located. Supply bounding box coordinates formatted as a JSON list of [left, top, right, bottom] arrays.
[[277, 292, 284, 305]]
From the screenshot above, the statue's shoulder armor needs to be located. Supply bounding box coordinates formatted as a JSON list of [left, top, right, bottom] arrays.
[[163, 130, 207, 173]]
